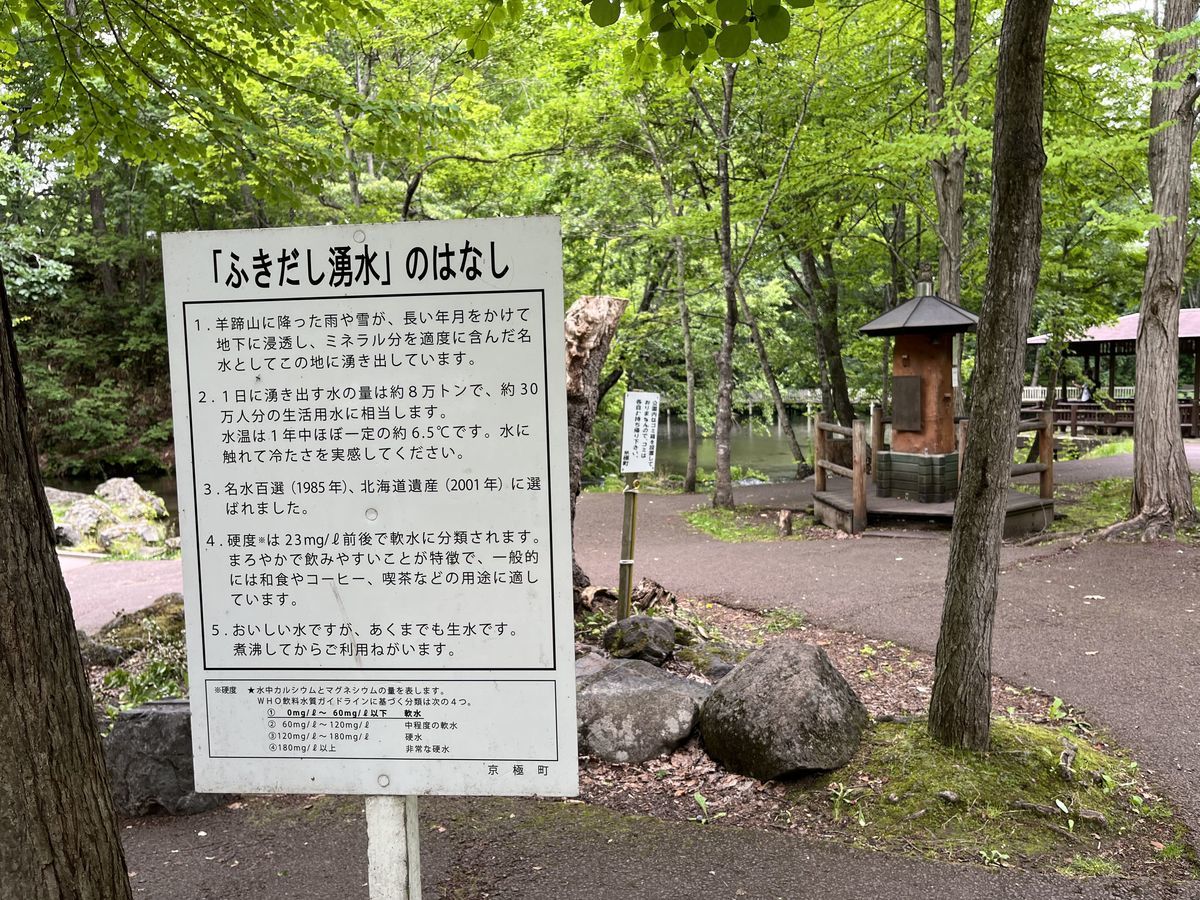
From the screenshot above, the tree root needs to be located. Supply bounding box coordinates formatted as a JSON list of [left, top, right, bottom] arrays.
[[1100, 512, 1175, 542]]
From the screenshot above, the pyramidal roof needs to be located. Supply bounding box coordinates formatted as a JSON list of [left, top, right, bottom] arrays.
[[859, 293, 979, 336]]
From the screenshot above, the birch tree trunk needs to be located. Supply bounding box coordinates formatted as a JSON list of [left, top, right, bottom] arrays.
[[928, 0, 1052, 751], [1121, 0, 1199, 536], [0, 264, 133, 899]]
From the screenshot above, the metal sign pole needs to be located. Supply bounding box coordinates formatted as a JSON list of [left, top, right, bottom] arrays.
[[367, 795, 422, 900]]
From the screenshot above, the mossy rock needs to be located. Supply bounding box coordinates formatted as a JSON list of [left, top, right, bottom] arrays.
[[99, 594, 185, 651]]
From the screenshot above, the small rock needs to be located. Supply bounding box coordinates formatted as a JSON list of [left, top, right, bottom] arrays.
[[602, 616, 676, 665], [76, 629, 130, 667], [936, 790, 960, 804], [886, 792, 901, 804], [55, 522, 84, 547], [577, 660, 711, 764], [1076, 808, 1107, 828]]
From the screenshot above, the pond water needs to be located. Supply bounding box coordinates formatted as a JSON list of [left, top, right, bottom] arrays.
[[653, 412, 814, 482]]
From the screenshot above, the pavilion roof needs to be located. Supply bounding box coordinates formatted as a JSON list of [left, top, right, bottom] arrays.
[[1028, 309, 1200, 347], [859, 294, 979, 336]]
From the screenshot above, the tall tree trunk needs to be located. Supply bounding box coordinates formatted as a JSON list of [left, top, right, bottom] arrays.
[[564, 295, 628, 600], [712, 64, 739, 510], [677, 236, 699, 493], [0, 264, 133, 899], [88, 183, 119, 299], [801, 249, 855, 427], [928, 0, 1052, 751], [736, 282, 812, 479], [1122, 0, 1199, 536], [925, 0, 972, 416]]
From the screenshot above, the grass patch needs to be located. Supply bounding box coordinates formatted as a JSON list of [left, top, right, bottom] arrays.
[[761, 607, 807, 633], [683, 505, 788, 542], [1081, 437, 1134, 459], [794, 717, 1191, 873], [585, 466, 770, 494], [1050, 475, 1200, 537]]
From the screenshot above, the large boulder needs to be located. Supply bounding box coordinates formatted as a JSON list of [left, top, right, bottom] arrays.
[[104, 700, 233, 816], [96, 477, 168, 520], [699, 642, 868, 780], [602, 615, 676, 665], [45, 486, 91, 508], [577, 660, 710, 764], [62, 497, 118, 540]]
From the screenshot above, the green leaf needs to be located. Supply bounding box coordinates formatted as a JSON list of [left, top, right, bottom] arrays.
[[783, 0, 814, 7], [714, 22, 751, 57], [686, 24, 709, 54], [715, 0, 747, 22], [756, 4, 790, 43], [752, 0, 777, 16], [590, 0, 622, 27], [658, 26, 688, 58], [471, 38, 490, 59], [507, 0, 524, 19]]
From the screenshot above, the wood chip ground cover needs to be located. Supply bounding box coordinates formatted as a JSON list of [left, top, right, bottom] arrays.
[[577, 596, 1198, 879]]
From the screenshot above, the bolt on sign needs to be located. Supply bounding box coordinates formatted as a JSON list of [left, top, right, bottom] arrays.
[[164, 218, 577, 797], [619, 391, 660, 473]]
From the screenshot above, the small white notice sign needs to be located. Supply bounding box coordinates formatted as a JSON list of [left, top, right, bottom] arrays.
[[164, 217, 577, 797], [620, 391, 660, 473]]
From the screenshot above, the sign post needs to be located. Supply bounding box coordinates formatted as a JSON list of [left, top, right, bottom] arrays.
[[616, 391, 660, 619], [164, 218, 577, 896]]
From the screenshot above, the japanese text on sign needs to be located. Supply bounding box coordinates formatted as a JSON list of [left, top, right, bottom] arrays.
[[620, 391, 660, 474], [165, 218, 577, 798]]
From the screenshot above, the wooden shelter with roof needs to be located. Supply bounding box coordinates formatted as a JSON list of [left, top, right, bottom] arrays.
[[1027, 310, 1200, 436]]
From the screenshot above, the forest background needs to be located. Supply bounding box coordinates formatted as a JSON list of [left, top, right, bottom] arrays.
[[0, 0, 1186, 483]]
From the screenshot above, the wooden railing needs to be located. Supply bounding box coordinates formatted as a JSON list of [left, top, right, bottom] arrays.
[[813, 413, 867, 533]]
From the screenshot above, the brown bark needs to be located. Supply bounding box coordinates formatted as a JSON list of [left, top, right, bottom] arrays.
[[923, 0, 971, 310], [1122, 0, 1200, 535], [88, 183, 119, 299], [564, 295, 628, 596], [0, 264, 132, 899], [928, 0, 1051, 751], [783, 248, 854, 427]]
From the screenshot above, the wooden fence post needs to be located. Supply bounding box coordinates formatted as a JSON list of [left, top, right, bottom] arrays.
[[870, 404, 883, 484], [1039, 409, 1054, 499], [852, 419, 867, 533], [814, 413, 827, 493]]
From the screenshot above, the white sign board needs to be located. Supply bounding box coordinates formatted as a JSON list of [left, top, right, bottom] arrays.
[[619, 391, 660, 473], [164, 217, 577, 797]]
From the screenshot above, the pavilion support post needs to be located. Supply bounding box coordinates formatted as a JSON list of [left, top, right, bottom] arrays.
[[852, 419, 867, 533], [1107, 344, 1116, 397], [1039, 410, 1054, 499], [1193, 339, 1199, 437], [814, 413, 827, 493], [870, 404, 884, 484]]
